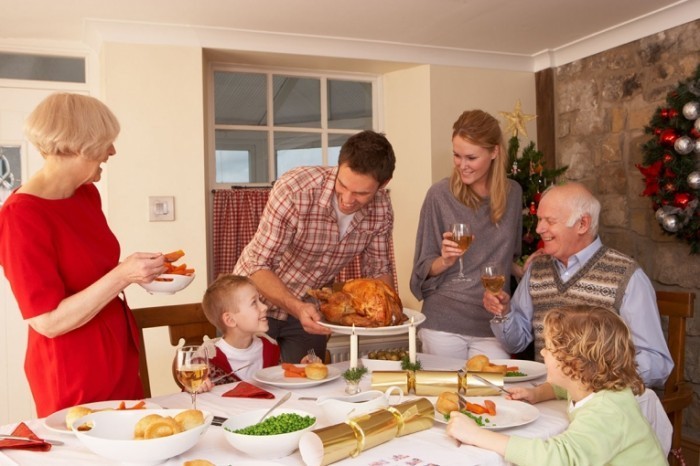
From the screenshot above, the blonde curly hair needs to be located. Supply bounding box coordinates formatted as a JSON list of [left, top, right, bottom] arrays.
[[543, 306, 644, 396]]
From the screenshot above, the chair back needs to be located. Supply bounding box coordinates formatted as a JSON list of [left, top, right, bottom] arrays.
[[131, 303, 217, 397], [656, 290, 695, 465]]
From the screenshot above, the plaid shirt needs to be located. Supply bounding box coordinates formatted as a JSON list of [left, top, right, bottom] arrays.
[[233, 166, 394, 320]]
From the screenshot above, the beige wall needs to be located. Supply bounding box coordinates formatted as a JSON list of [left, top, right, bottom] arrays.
[[100, 43, 209, 397]]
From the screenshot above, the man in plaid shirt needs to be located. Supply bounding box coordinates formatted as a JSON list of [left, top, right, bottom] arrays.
[[234, 130, 397, 362]]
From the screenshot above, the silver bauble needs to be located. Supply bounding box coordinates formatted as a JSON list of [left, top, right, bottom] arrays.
[[683, 101, 700, 120], [674, 136, 694, 155], [655, 207, 667, 223], [696, 117, 700, 133], [688, 171, 700, 190], [662, 214, 680, 232], [695, 138, 700, 154]]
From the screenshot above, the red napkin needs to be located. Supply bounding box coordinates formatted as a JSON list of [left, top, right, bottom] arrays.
[[222, 381, 274, 399], [0, 422, 52, 452]]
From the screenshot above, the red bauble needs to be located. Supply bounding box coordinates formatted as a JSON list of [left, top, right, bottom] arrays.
[[659, 128, 678, 146], [660, 108, 670, 118], [654, 128, 662, 136], [691, 128, 700, 139], [663, 153, 674, 164], [529, 202, 537, 215], [533, 191, 542, 204], [669, 109, 679, 118], [674, 192, 691, 208]]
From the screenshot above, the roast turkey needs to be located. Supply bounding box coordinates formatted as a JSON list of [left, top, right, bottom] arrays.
[[308, 278, 405, 327]]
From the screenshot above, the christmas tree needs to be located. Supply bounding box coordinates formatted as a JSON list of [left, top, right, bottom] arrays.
[[637, 64, 700, 254], [507, 136, 567, 262], [499, 100, 568, 262]]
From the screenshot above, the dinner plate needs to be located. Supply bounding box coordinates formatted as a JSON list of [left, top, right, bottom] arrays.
[[253, 365, 341, 388], [434, 397, 539, 430], [318, 308, 426, 336], [491, 359, 547, 382], [43, 399, 161, 434]]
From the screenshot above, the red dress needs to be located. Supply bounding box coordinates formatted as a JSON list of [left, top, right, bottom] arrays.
[[0, 184, 143, 417]]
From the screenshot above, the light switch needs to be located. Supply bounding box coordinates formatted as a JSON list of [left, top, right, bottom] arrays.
[[148, 196, 174, 221]]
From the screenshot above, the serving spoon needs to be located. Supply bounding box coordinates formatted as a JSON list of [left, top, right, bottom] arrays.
[[257, 392, 291, 423]]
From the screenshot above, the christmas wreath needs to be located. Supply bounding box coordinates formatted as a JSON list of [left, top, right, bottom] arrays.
[[637, 64, 700, 254]]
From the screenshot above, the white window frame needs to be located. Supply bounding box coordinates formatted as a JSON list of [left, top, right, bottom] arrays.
[[207, 64, 380, 189]]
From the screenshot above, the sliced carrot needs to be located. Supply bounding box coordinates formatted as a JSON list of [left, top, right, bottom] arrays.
[[281, 363, 306, 374], [284, 370, 306, 378], [116, 401, 126, 410], [507, 366, 520, 372], [484, 400, 497, 416], [127, 400, 146, 410], [164, 250, 185, 262], [466, 402, 487, 415]]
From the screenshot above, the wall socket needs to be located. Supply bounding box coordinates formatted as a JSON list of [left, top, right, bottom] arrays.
[[148, 196, 174, 221]]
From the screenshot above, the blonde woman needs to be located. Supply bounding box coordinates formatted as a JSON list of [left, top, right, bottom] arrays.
[[0, 93, 166, 416], [410, 109, 522, 359], [447, 306, 667, 465]]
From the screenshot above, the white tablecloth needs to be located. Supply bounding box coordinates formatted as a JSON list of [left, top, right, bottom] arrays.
[[0, 354, 568, 466]]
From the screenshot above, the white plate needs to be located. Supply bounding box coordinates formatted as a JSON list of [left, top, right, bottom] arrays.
[[318, 308, 425, 336], [43, 400, 161, 434], [253, 365, 341, 388], [491, 359, 547, 382], [434, 397, 539, 430]]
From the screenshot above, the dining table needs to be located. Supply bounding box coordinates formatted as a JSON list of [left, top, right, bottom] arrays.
[[0, 353, 568, 466]]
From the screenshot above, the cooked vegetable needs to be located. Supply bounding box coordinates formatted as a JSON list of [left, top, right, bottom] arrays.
[[505, 371, 527, 377], [228, 413, 315, 435]]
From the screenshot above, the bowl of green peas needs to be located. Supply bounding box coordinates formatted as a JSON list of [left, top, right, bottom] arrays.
[[222, 408, 317, 459]]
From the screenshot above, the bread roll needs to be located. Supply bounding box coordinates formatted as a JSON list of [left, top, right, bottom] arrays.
[[134, 414, 165, 439], [482, 363, 507, 374], [436, 392, 460, 415], [183, 461, 215, 466], [143, 416, 182, 439], [305, 362, 329, 380], [65, 406, 93, 430], [466, 354, 489, 372], [174, 409, 205, 431]]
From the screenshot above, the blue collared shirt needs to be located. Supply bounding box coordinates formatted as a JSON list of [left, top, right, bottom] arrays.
[[492, 237, 673, 388]]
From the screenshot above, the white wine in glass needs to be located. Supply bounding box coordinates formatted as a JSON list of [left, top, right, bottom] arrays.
[[175, 345, 209, 409], [481, 263, 507, 322], [451, 223, 473, 282]]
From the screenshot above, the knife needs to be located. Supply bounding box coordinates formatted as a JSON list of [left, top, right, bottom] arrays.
[[469, 373, 512, 396], [0, 434, 64, 446], [210, 362, 254, 384]]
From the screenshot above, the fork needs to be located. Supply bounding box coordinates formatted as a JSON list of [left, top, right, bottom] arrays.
[[210, 362, 254, 385]]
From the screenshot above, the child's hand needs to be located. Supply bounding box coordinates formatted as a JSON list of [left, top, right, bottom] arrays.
[[196, 377, 214, 394], [506, 386, 537, 404], [446, 411, 480, 446]]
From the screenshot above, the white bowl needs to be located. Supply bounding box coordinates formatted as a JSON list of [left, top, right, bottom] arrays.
[[139, 274, 195, 295], [72, 408, 211, 466], [360, 357, 403, 372], [222, 408, 317, 459]]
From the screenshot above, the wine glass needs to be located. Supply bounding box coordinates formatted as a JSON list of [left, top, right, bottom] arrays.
[[451, 223, 473, 282], [481, 263, 507, 322], [175, 345, 209, 409]]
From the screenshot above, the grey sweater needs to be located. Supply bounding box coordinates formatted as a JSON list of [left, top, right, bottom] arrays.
[[410, 178, 522, 337]]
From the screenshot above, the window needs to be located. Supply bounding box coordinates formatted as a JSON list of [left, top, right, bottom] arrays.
[[210, 67, 377, 186]]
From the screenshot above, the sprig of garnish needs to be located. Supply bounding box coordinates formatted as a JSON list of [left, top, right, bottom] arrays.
[[342, 366, 368, 382], [400, 355, 422, 371]]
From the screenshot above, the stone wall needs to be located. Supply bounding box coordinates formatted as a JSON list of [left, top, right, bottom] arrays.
[[553, 19, 700, 439]]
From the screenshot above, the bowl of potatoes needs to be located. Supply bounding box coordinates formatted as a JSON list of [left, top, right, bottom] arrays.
[[360, 348, 407, 372]]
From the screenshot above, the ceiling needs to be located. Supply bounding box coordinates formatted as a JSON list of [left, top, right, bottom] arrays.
[[0, 0, 698, 70]]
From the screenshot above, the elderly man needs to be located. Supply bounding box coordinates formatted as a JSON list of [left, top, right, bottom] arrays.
[[234, 130, 396, 363], [484, 182, 673, 388]]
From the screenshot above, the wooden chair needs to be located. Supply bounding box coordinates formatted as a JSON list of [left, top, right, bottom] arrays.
[[131, 303, 217, 398], [656, 290, 696, 465]]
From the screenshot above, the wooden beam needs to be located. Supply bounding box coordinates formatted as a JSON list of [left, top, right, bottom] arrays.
[[535, 68, 556, 169]]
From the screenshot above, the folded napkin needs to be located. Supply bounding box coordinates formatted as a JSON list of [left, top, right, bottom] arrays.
[[222, 381, 274, 399], [0, 422, 51, 452]]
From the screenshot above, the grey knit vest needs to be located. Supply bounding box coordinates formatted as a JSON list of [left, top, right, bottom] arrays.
[[529, 246, 638, 361]]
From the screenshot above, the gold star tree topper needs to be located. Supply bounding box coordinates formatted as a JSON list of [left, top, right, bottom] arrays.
[[499, 100, 536, 138]]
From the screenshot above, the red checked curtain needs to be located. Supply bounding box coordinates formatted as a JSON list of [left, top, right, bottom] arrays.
[[211, 188, 397, 289]]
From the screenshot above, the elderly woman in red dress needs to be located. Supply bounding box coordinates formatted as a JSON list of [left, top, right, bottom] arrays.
[[0, 93, 166, 417]]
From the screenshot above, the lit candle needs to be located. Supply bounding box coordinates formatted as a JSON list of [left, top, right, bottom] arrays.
[[350, 325, 358, 369], [408, 316, 417, 364]]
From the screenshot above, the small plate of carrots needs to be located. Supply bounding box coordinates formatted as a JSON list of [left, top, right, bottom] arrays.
[[253, 364, 342, 388], [140, 250, 195, 294]]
